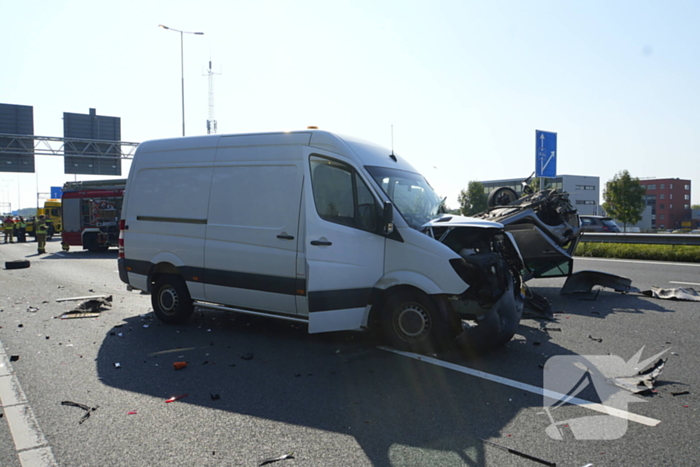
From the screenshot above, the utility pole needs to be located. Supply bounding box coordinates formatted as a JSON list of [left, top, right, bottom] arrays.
[[205, 59, 221, 134]]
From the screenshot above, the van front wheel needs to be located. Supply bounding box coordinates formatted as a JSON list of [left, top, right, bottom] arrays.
[[152, 275, 194, 324], [380, 291, 455, 354]]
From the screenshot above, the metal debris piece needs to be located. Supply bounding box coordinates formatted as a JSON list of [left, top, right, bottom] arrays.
[[56, 294, 112, 303], [479, 438, 556, 466], [614, 358, 667, 394], [641, 287, 700, 302], [588, 335, 603, 343], [61, 401, 98, 424], [259, 452, 295, 466], [523, 288, 554, 319], [9, 355, 19, 362], [59, 313, 101, 320], [671, 391, 690, 396], [26, 306, 39, 313], [561, 270, 639, 295]]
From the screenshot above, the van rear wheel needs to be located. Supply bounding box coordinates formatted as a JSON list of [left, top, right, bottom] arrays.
[[152, 275, 194, 324], [380, 291, 457, 354]]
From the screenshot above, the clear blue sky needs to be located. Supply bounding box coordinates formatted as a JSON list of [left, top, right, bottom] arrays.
[[2, 0, 699, 211]]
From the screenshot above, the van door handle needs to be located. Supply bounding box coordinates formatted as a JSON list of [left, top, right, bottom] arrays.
[[310, 240, 332, 246], [277, 234, 294, 240]]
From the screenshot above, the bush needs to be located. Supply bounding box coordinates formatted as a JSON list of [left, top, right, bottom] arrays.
[[575, 243, 700, 263]]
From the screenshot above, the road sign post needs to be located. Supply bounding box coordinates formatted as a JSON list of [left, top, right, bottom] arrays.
[[536, 130, 557, 190]]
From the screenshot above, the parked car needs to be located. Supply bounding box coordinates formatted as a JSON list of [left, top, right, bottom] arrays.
[[579, 215, 621, 233]]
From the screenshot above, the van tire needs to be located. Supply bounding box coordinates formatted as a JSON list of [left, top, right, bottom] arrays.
[[152, 275, 194, 324], [380, 290, 454, 354], [5, 260, 31, 270]]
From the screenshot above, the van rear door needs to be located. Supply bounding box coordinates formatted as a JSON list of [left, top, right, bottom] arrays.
[[303, 153, 385, 333]]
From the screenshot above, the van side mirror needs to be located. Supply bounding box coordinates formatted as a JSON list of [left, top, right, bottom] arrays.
[[382, 201, 394, 235]]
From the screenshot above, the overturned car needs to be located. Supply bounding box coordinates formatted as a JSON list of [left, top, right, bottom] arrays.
[[471, 181, 582, 280]]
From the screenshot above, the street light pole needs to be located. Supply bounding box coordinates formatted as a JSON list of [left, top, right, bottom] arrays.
[[159, 24, 204, 137]]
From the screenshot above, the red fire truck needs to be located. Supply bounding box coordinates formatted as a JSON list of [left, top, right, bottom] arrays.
[[61, 179, 126, 252]]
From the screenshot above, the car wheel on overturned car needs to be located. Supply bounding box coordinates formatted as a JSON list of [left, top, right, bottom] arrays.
[[487, 187, 518, 207], [151, 274, 194, 324], [379, 290, 461, 354]]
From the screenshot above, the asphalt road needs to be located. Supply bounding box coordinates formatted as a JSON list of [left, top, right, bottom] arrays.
[[0, 238, 698, 467]]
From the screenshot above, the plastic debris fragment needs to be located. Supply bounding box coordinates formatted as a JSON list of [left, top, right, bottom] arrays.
[[173, 361, 187, 370], [259, 452, 295, 466], [165, 394, 188, 403], [479, 439, 555, 466], [61, 401, 98, 424]]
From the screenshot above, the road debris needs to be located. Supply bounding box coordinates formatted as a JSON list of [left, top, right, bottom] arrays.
[[588, 335, 603, 343], [479, 438, 555, 466], [259, 452, 295, 466], [173, 361, 187, 370], [114, 363, 121, 369], [26, 306, 39, 313], [614, 358, 667, 394], [671, 391, 690, 397], [61, 401, 98, 424], [242, 353, 254, 360], [561, 270, 639, 295], [9, 355, 19, 362], [56, 296, 113, 319], [56, 294, 113, 303], [127, 411, 138, 415], [165, 394, 188, 403], [641, 287, 700, 302], [210, 393, 220, 400]]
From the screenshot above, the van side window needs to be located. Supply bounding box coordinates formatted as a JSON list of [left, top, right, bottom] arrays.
[[310, 156, 377, 232]]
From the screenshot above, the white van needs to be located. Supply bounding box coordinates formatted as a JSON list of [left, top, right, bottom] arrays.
[[118, 130, 524, 353]]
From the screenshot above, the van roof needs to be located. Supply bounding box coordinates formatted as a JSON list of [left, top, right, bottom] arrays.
[[136, 130, 420, 174]]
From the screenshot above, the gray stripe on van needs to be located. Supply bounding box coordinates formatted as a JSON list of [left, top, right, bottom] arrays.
[[136, 216, 207, 224]]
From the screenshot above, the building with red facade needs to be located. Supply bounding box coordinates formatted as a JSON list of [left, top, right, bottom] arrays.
[[639, 178, 692, 230]]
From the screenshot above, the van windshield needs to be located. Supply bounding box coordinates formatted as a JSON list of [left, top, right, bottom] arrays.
[[366, 166, 444, 230]]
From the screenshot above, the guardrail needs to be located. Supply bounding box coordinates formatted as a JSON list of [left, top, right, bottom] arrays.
[[580, 233, 700, 246]]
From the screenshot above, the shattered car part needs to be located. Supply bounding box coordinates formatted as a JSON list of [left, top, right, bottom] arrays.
[[424, 216, 525, 351], [472, 180, 581, 280], [641, 287, 700, 301], [479, 438, 556, 466], [56, 294, 113, 303], [613, 358, 667, 394], [61, 401, 98, 424], [561, 271, 640, 295], [259, 453, 295, 466]]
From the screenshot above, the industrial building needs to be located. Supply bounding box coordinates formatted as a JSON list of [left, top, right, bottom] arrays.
[[480, 175, 601, 215]]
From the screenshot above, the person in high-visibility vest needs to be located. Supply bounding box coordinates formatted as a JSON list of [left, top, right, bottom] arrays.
[[3, 216, 14, 244], [45, 217, 54, 240], [35, 215, 48, 254], [17, 216, 27, 243]]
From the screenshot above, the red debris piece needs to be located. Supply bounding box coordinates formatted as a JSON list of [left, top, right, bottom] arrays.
[[165, 394, 189, 403], [127, 411, 138, 415]]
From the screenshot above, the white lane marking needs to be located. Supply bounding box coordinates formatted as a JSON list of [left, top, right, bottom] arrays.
[[669, 281, 700, 286], [380, 347, 661, 427], [0, 342, 57, 466], [576, 257, 700, 268]]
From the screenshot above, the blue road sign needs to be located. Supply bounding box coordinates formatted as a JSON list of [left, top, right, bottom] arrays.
[[50, 186, 62, 199], [536, 130, 557, 178]]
